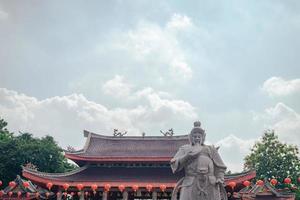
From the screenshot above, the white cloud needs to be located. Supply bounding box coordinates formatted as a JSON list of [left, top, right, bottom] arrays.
[[102, 75, 133, 98], [216, 134, 255, 172], [166, 14, 193, 30], [0, 7, 8, 20], [262, 77, 300, 96], [253, 102, 300, 146], [0, 88, 198, 148], [111, 13, 193, 81]]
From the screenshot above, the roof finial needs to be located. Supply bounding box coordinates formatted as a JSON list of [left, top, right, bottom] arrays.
[[160, 128, 174, 137]]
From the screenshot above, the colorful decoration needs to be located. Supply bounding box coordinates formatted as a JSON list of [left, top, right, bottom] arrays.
[[160, 184, 167, 192], [9, 181, 16, 188], [243, 180, 250, 187], [0, 191, 4, 197], [132, 185, 139, 192], [284, 177, 291, 184], [77, 183, 84, 191], [118, 184, 125, 192], [77, 192, 81, 196], [104, 184, 111, 192], [91, 184, 98, 191], [63, 183, 70, 191], [146, 184, 153, 192], [270, 179, 278, 186], [46, 182, 53, 190], [17, 191, 22, 197], [256, 180, 264, 186], [70, 192, 74, 197], [0, 181, 2, 187], [228, 181, 236, 189], [23, 181, 30, 188], [84, 191, 89, 196], [8, 191, 13, 197]]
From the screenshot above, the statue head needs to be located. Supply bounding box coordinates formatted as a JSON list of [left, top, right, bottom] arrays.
[[189, 121, 206, 145]]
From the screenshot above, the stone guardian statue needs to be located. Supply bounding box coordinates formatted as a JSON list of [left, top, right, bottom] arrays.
[[170, 121, 228, 200]]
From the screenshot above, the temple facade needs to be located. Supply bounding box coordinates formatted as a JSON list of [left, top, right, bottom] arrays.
[[21, 130, 256, 200]]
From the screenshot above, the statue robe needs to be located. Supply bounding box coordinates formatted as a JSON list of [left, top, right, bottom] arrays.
[[171, 144, 227, 200]]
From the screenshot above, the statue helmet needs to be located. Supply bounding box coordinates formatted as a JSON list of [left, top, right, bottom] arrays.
[[189, 121, 206, 145]]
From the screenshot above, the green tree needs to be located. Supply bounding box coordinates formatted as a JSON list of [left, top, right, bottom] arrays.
[[244, 130, 300, 186], [0, 118, 77, 185]]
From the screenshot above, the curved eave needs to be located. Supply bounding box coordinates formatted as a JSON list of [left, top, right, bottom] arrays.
[[65, 154, 173, 162], [224, 170, 256, 184]]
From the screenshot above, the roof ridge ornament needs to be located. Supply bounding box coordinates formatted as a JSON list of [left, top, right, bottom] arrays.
[[113, 129, 127, 137], [160, 128, 174, 137]]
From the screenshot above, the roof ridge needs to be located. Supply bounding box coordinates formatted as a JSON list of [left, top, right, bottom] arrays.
[[87, 131, 189, 140], [22, 165, 89, 177]]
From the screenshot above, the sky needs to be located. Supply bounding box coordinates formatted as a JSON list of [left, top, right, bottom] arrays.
[[0, 0, 300, 172]]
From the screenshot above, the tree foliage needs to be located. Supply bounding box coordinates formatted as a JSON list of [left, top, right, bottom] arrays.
[[0, 118, 77, 185], [244, 130, 300, 185]]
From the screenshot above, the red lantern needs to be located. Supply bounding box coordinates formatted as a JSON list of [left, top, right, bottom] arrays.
[[17, 191, 22, 198], [284, 178, 291, 184], [23, 181, 30, 188], [243, 180, 250, 187], [8, 191, 13, 197], [0, 190, 4, 197], [132, 185, 139, 192], [91, 184, 98, 191], [46, 182, 53, 190], [270, 179, 278, 186], [228, 181, 236, 189], [118, 185, 125, 192], [77, 183, 84, 191], [104, 184, 111, 192], [46, 192, 50, 198], [26, 192, 30, 198], [256, 180, 264, 186], [77, 192, 81, 196], [0, 181, 2, 187], [35, 192, 40, 198], [9, 181, 16, 188], [146, 184, 153, 192], [63, 183, 69, 191], [160, 184, 167, 192]]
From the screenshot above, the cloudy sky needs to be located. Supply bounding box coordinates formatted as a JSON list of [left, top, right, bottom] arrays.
[[0, 0, 300, 172]]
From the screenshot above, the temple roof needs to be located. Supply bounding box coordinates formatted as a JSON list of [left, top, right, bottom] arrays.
[[1, 175, 53, 199], [65, 131, 189, 164], [23, 165, 256, 188]]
